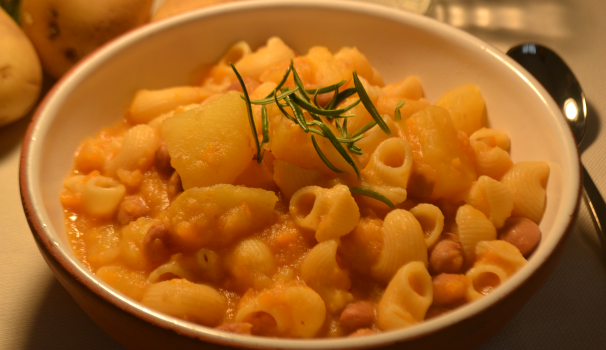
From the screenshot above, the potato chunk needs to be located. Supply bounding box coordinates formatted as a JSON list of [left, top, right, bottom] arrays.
[[162, 91, 255, 189], [402, 106, 476, 201], [435, 83, 486, 136], [168, 184, 278, 248]]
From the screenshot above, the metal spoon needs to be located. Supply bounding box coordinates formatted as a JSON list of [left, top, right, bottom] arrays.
[[507, 43, 606, 246]]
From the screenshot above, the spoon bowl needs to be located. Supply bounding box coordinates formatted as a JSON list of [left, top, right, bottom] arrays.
[[507, 44, 587, 145], [507, 43, 606, 243]]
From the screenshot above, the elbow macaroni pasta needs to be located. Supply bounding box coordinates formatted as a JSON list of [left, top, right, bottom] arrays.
[[61, 38, 549, 338]]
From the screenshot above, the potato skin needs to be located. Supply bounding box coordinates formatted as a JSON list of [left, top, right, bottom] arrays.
[[20, 0, 152, 79], [0, 8, 42, 126]]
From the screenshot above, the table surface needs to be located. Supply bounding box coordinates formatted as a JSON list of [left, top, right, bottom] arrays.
[[2, 0, 606, 349]]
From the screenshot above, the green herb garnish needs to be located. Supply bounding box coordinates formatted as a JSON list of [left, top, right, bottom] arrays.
[[353, 71, 390, 135], [230, 63, 262, 162], [394, 100, 405, 121], [349, 187, 395, 209], [232, 63, 395, 180]]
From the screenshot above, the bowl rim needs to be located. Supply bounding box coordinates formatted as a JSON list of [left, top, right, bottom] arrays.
[[20, 0, 582, 348]]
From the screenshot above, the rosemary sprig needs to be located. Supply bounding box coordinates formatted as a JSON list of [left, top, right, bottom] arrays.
[[305, 79, 347, 95], [353, 71, 390, 135], [394, 100, 405, 122], [331, 87, 358, 109], [233, 62, 395, 177], [249, 87, 300, 105], [311, 135, 347, 174], [264, 62, 293, 99], [349, 187, 395, 209], [230, 63, 262, 162], [260, 105, 269, 149], [309, 120, 360, 178], [284, 94, 309, 132], [291, 94, 361, 118]]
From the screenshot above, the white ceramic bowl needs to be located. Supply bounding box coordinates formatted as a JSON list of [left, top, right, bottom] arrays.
[[20, 1, 581, 349]]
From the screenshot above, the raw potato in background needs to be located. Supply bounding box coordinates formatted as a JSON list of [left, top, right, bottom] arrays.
[[0, 7, 42, 127], [20, 0, 153, 79], [152, 0, 241, 21]]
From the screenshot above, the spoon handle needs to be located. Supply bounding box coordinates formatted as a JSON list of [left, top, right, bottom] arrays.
[[582, 164, 606, 245]]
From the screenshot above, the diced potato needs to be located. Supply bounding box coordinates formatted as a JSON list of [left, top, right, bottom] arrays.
[[402, 106, 476, 201], [434, 83, 486, 136], [304, 46, 351, 88], [268, 113, 359, 176], [334, 46, 374, 83], [235, 37, 295, 81], [162, 91, 255, 189], [168, 184, 278, 248]]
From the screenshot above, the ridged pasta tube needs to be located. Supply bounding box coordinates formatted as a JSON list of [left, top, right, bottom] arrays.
[[289, 184, 360, 242], [409, 203, 445, 249], [301, 240, 353, 312], [471, 140, 513, 180], [377, 261, 433, 330], [226, 238, 276, 291], [81, 175, 126, 218], [360, 138, 413, 205], [141, 279, 227, 326], [455, 204, 497, 266], [372, 209, 427, 283], [466, 240, 526, 301], [235, 284, 326, 338], [470, 127, 511, 152], [465, 175, 514, 229], [501, 161, 550, 223], [104, 124, 157, 177]]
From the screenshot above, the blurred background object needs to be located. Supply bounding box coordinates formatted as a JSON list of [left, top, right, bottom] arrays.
[[19, 0, 153, 79], [347, 0, 432, 14], [0, 6, 41, 127]]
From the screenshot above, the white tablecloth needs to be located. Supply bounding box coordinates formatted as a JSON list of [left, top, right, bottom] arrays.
[[2, 0, 606, 348]]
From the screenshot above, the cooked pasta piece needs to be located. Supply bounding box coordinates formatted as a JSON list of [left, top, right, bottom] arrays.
[[352, 117, 397, 168], [360, 137, 414, 205], [501, 161, 550, 223], [471, 140, 513, 180], [104, 124, 157, 177], [149, 254, 196, 283], [455, 204, 497, 266], [289, 184, 360, 242], [372, 209, 427, 283], [470, 128, 511, 152], [377, 261, 433, 330], [465, 240, 526, 301], [226, 238, 276, 292], [409, 203, 445, 248], [301, 239, 353, 312], [464, 175, 514, 229], [141, 279, 227, 326], [128, 86, 221, 124], [235, 284, 326, 338], [81, 175, 126, 218]]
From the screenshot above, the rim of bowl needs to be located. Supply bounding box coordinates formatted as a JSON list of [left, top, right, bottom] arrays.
[[20, 0, 581, 348]]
